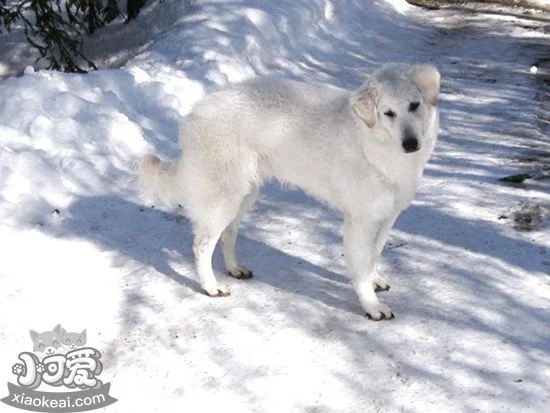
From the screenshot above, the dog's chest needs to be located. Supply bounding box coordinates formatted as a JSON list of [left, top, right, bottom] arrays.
[[392, 163, 424, 209]]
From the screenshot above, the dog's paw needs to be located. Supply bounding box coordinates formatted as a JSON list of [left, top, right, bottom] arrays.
[[227, 266, 253, 280], [365, 303, 394, 321], [373, 275, 390, 292], [203, 284, 231, 297]]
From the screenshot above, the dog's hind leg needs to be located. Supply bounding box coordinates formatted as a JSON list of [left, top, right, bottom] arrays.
[[193, 194, 249, 297], [221, 187, 259, 279], [193, 228, 230, 297]]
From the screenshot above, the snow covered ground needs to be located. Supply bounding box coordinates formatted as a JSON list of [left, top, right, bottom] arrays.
[[1, 0, 549, 412]]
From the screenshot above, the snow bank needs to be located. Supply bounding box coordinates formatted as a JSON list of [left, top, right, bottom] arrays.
[[0, 67, 205, 228]]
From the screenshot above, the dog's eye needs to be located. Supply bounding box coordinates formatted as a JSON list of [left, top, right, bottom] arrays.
[[409, 102, 420, 112], [384, 110, 396, 119]]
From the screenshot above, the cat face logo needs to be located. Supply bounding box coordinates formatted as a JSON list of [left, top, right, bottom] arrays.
[[29, 324, 87, 359], [61, 329, 86, 351], [2, 326, 117, 412]]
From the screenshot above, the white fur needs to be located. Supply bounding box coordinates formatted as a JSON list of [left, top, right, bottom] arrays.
[[139, 63, 440, 320]]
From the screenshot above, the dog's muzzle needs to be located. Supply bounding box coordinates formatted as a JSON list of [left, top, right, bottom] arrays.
[[402, 136, 420, 153]]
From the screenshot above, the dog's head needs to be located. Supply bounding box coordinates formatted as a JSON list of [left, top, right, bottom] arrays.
[[351, 64, 440, 154]]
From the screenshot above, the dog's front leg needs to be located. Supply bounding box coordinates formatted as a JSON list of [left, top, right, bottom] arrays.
[[344, 215, 394, 321], [371, 215, 398, 292]]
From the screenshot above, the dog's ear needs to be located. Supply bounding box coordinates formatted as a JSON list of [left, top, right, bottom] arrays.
[[411, 65, 440, 106], [351, 82, 379, 128]]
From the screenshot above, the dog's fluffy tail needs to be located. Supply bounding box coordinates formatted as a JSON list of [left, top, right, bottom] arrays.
[[139, 155, 183, 206]]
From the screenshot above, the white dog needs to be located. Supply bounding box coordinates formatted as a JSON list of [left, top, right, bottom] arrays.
[[140, 63, 440, 321]]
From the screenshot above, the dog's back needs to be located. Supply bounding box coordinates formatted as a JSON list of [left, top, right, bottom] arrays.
[[181, 78, 349, 148]]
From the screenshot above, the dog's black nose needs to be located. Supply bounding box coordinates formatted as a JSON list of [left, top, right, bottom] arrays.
[[402, 137, 419, 153]]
